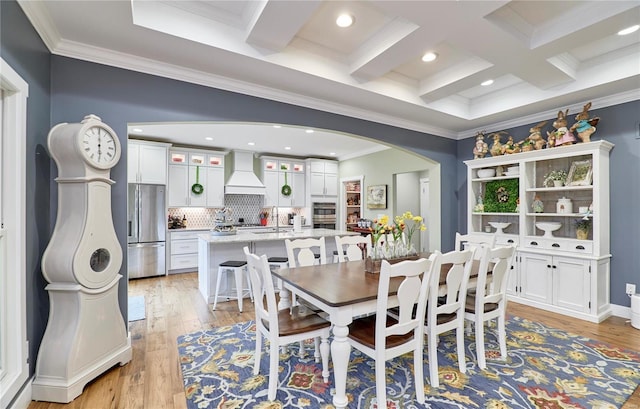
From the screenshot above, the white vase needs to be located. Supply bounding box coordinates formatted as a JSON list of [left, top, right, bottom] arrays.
[[553, 180, 564, 187]]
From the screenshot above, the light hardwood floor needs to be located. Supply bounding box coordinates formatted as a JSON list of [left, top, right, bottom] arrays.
[[28, 272, 639, 409]]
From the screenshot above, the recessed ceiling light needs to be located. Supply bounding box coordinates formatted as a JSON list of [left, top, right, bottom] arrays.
[[421, 52, 438, 62], [305, 129, 314, 134], [329, 152, 336, 156], [481, 79, 494, 86], [618, 25, 639, 36], [248, 142, 255, 146], [132, 128, 143, 133], [205, 137, 213, 141], [336, 13, 354, 28], [273, 125, 281, 128], [284, 146, 291, 150]]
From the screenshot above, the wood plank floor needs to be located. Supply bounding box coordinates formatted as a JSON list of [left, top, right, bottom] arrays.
[[28, 272, 640, 409]]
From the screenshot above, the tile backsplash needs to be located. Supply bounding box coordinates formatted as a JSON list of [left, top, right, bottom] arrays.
[[168, 195, 305, 229]]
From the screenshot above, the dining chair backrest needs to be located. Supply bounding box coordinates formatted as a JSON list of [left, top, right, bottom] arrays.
[[334, 234, 370, 262], [474, 244, 516, 305], [375, 256, 436, 347], [285, 237, 327, 267], [454, 232, 496, 259], [429, 248, 474, 315], [244, 247, 279, 333]]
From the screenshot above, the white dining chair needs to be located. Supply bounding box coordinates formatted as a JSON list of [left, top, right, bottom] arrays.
[[346, 255, 437, 406], [243, 247, 331, 401], [464, 244, 516, 369], [454, 232, 496, 259], [285, 237, 327, 267], [424, 248, 474, 387], [334, 234, 371, 262]]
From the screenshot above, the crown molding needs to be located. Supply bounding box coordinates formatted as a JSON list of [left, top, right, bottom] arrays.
[[458, 89, 640, 140]]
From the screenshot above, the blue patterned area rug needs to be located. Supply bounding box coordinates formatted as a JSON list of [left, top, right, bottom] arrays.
[[177, 317, 640, 408]]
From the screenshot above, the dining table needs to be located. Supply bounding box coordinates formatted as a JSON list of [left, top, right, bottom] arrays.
[[271, 255, 490, 409]]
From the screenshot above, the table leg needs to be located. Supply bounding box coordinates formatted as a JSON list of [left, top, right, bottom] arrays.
[[331, 324, 350, 409], [277, 285, 291, 311]]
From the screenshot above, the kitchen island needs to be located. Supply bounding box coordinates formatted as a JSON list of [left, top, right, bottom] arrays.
[[197, 228, 358, 304]]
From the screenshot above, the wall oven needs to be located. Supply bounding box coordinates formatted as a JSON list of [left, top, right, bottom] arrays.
[[312, 202, 337, 229]]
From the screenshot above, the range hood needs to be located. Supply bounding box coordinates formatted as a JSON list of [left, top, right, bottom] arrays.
[[224, 151, 266, 195]]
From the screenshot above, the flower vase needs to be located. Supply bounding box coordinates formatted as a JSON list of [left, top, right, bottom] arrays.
[[553, 180, 564, 187], [576, 229, 588, 240]]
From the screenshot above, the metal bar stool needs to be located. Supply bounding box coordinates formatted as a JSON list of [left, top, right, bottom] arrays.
[[213, 260, 253, 312], [267, 257, 289, 293]]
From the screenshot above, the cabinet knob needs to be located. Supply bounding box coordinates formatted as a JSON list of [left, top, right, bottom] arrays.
[[547, 264, 551, 268], [552, 243, 560, 248], [576, 245, 585, 250], [530, 241, 538, 246], [552, 265, 557, 269], [507, 239, 514, 243]]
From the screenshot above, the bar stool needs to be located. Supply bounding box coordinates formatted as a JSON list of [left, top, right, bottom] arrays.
[[213, 260, 253, 312]]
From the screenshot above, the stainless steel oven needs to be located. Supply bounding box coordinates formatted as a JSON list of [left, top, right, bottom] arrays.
[[312, 202, 337, 229]]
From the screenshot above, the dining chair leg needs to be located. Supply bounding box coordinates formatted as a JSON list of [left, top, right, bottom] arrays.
[[375, 358, 387, 408], [320, 334, 330, 383], [298, 341, 306, 358], [498, 315, 507, 360], [428, 333, 439, 388], [235, 268, 244, 312], [253, 331, 262, 376], [456, 322, 467, 373], [268, 340, 279, 401], [476, 320, 487, 370], [313, 337, 320, 363], [414, 339, 425, 404]]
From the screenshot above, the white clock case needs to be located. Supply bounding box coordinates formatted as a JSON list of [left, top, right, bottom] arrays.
[[33, 115, 131, 403]]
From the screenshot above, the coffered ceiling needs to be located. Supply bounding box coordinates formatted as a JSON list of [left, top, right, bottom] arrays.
[[19, 0, 640, 140]]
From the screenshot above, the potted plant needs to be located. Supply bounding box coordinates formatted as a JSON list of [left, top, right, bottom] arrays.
[[543, 169, 568, 187], [575, 218, 591, 240]]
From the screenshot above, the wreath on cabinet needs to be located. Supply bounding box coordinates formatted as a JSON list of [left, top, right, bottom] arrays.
[[484, 179, 518, 213], [191, 166, 204, 195], [281, 172, 292, 196]]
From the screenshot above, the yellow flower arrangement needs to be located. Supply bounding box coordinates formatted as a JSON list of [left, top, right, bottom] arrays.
[[399, 211, 426, 252], [367, 211, 426, 259]]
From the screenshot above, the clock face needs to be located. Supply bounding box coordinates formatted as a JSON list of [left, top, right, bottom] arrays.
[[81, 126, 118, 168]]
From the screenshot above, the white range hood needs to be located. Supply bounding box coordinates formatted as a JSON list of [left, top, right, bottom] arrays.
[[225, 151, 265, 195]]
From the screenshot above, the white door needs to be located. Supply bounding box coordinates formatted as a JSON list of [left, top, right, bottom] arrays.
[[553, 256, 591, 312], [138, 144, 168, 184], [263, 171, 279, 207], [206, 167, 224, 207], [188, 166, 207, 207], [127, 142, 140, 183], [520, 252, 553, 303], [324, 173, 338, 196], [168, 165, 189, 207]]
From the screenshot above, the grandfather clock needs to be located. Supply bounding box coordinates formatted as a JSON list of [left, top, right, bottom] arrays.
[[32, 114, 132, 403]]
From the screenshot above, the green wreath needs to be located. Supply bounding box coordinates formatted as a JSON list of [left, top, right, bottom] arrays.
[[191, 166, 204, 195], [281, 172, 292, 196]]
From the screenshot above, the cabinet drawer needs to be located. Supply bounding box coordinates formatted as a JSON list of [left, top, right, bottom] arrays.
[[170, 239, 198, 254], [170, 254, 198, 270], [170, 231, 205, 241], [522, 237, 593, 254]]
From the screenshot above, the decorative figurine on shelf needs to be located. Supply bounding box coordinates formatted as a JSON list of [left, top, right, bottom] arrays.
[[570, 102, 600, 143], [473, 191, 484, 212], [527, 121, 548, 150], [500, 135, 521, 155], [548, 109, 575, 147], [532, 195, 544, 213], [518, 137, 534, 152], [515, 197, 520, 212], [472, 131, 489, 159], [489, 131, 508, 156]]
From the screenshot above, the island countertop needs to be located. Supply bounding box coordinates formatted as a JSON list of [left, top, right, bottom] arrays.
[[198, 228, 357, 244]]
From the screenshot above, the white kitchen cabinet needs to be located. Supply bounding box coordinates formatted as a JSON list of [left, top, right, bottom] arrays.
[[465, 141, 613, 322], [261, 157, 306, 207], [169, 230, 206, 272], [168, 148, 225, 208], [309, 159, 338, 197], [128, 140, 170, 184]]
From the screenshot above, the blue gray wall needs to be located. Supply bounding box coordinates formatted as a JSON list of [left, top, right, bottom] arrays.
[[456, 100, 640, 306]]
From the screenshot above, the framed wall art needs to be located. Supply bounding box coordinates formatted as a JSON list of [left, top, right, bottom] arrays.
[[567, 159, 593, 186], [367, 184, 387, 209]]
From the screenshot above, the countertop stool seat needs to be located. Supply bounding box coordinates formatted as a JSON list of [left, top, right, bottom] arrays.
[[268, 257, 289, 293], [213, 260, 253, 312]]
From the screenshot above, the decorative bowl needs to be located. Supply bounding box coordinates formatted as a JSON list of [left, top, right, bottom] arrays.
[[535, 222, 562, 238], [477, 168, 496, 178], [488, 222, 511, 234]]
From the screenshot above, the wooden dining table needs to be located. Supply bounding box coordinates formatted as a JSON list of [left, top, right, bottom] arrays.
[[271, 255, 489, 409]]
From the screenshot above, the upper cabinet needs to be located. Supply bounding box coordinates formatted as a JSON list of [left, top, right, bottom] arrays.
[[308, 159, 338, 197], [167, 148, 226, 208], [261, 157, 306, 207], [127, 140, 170, 184], [465, 140, 614, 323]]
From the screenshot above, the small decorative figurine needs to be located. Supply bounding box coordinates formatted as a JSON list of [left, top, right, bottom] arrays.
[[501, 135, 520, 155], [528, 121, 548, 150], [472, 131, 488, 159], [570, 102, 600, 143], [515, 197, 520, 212], [548, 109, 575, 147], [473, 193, 484, 212], [532, 195, 544, 213], [489, 131, 508, 156]]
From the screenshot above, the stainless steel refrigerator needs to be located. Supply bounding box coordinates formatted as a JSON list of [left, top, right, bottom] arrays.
[[128, 184, 166, 279]]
